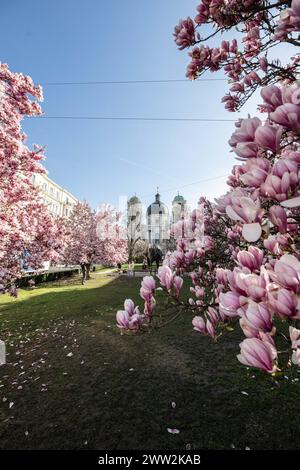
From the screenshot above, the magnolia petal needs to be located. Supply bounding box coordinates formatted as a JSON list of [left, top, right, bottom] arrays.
[[279, 254, 300, 270], [242, 223, 262, 242], [240, 197, 258, 222], [167, 428, 180, 434], [280, 196, 300, 208], [226, 205, 244, 222]]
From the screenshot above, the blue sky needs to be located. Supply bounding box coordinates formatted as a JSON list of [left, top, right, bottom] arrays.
[[1, 0, 266, 211]]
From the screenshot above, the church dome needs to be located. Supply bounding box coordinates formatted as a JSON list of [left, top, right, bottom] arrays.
[[147, 192, 169, 216], [128, 195, 141, 205], [172, 194, 185, 204]]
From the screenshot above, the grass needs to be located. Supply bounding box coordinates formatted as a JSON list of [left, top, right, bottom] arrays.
[[0, 274, 299, 450], [93, 263, 144, 273], [121, 263, 144, 271]]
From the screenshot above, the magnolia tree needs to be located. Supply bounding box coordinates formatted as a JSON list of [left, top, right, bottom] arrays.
[[96, 203, 128, 266], [128, 238, 148, 263], [62, 201, 127, 283], [116, 5, 300, 377], [173, 0, 300, 110], [117, 84, 300, 375], [0, 63, 64, 296]]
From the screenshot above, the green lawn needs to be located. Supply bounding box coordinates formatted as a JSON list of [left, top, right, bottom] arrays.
[[0, 274, 299, 450], [93, 263, 145, 273], [121, 263, 144, 271]]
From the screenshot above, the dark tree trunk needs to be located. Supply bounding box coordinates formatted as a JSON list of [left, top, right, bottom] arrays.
[[86, 263, 91, 280], [81, 264, 87, 284]]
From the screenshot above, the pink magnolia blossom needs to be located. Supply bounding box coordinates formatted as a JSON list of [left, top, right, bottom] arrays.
[[234, 142, 259, 160], [193, 286, 205, 298], [243, 301, 273, 334], [240, 316, 260, 338], [215, 268, 229, 285], [214, 188, 248, 214], [225, 195, 263, 242], [229, 117, 261, 150], [158, 265, 174, 291], [260, 170, 299, 202], [259, 57, 268, 72], [270, 103, 300, 131], [173, 275, 183, 298], [260, 85, 283, 112], [206, 319, 216, 339], [237, 246, 264, 272], [268, 288, 300, 319], [239, 158, 270, 188], [271, 254, 300, 293], [272, 158, 298, 178], [207, 307, 220, 326], [192, 315, 216, 339], [139, 276, 156, 317], [116, 299, 142, 331], [234, 269, 268, 302], [192, 316, 206, 333], [218, 291, 242, 318], [226, 197, 260, 223], [124, 299, 135, 316], [140, 276, 156, 301], [263, 236, 282, 256], [237, 337, 278, 373], [254, 124, 282, 152], [289, 326, 300, 349], [268, 206, 288, 233], [116, 311, 141, 331], [229, 117, 262, 160], [174, 17, 196, 50]]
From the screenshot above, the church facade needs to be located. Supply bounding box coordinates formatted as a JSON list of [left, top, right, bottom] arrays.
[[127, 191, 186, 253]]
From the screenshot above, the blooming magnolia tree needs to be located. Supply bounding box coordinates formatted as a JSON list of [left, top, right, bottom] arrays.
[[116, 6, 300, 377], [117, 85, 300, 375], [0, 63, 64, 295], [173, 0, 300, 110], [62, 201, 127, 283], [129, 239, 148, 263], [96, 203, 128, 266]]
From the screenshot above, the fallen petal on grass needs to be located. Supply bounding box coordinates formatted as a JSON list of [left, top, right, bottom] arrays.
[[167, 428, 180, 434]]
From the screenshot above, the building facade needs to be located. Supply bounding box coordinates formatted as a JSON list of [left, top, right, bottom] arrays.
[[147, 192, 170, 247], [127, 191, 186, 253], [32, 173, 78, 217]]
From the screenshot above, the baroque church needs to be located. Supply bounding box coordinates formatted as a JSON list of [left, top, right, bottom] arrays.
[[127, 190, 186, 253]]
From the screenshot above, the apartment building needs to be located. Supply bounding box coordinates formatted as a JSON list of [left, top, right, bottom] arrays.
[[32, 172, 78, 217]]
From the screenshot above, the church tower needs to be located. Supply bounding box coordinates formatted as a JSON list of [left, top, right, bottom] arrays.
[[146, 190, 169, 251], [127, 195, 143, 242], [172, 193, 186, 224]]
